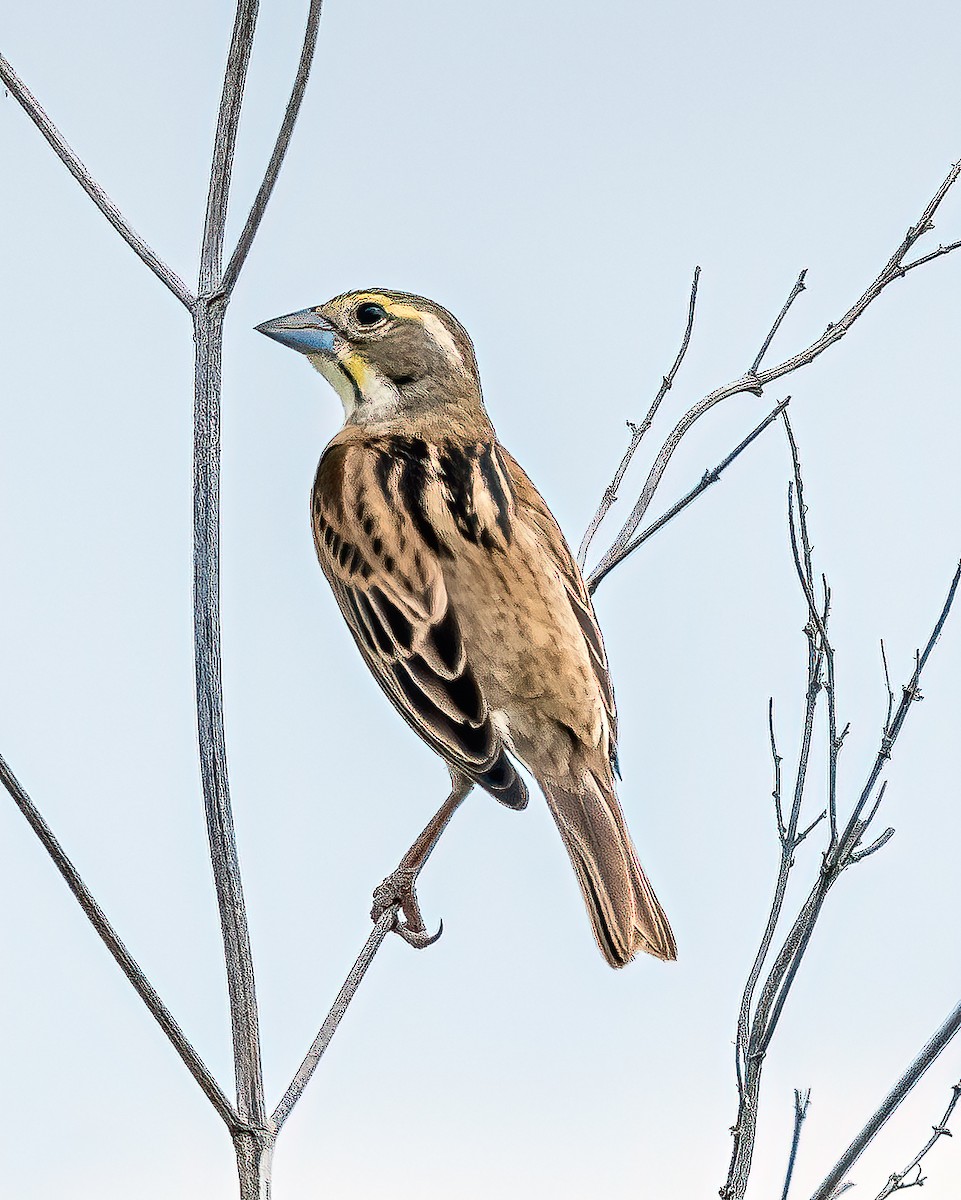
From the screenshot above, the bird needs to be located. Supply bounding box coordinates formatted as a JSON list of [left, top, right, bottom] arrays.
[[256, 289, 676, 967]]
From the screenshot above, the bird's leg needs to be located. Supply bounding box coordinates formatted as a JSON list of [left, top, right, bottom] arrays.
[[372, 772, 474, 948]]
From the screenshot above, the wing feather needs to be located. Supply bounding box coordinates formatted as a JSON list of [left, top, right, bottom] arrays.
[[312, 434, 527, 809]]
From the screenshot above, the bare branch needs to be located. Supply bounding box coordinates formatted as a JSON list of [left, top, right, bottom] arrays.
[[590, 163, 961, 585], [873, 1080, 961, 1200], [796, 809, 828, 845], [588, 398, 790, 592], [810, 1003, 961, 1200], [722, 422, 960, 1199], [272, 909, 396, 1131], [222, 0, 325, 294], [849, 825, 895, 863], [900, 238, 961, 275], [0, 752, 239, 1130], [832, 560, 961, 870], [577, 266, 700, 568], [193, 0, 265, 1134], [0, 51, 194, 309], [781, 1089, 812, 1200], [752, 269, 808, 375]]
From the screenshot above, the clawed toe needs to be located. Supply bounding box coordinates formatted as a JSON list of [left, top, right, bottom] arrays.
[[395, 916, 444, 949], [371, 866, 443, 949]]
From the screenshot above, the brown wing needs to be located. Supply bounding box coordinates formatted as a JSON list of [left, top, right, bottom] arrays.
[[312, 433, 527, 809], [497, 445, 619, 772]]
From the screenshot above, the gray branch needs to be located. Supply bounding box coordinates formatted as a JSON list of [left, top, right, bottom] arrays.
[[0, 752, 238, 1130], [2, 4, 328, 1193], [577, 265, 700, 568], [223, 0, 325, 293], [192, 1, 268, 1144], [198, 0, 260, 299], [782, 1089, 812, 1200], [751, 270, 808, 376], [811, 1006, 961, 1200], [588, 162, 961, 589], [720, 420, 961, 1200], [873, 1078, 961, 1199], [272, 908, 397, 1131], [588, 397, 790, 594]]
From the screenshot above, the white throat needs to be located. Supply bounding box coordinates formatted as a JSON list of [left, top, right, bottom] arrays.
[[308, 350, 402, 424]]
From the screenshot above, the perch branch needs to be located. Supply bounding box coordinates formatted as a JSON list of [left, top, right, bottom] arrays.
[[272, 908, 397, 1130], [0, 752, 238, 1130], [810, 1004, 961, 1200], [589, 162, 961, 588], [0, 51, 194, 309], [873, 1079, 961, 1199]]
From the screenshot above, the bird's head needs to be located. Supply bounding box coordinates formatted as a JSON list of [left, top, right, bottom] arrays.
[[255, 289, 485, 429]]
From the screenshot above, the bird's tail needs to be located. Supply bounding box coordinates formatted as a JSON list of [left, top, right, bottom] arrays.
[[541, 771, 676, 967]]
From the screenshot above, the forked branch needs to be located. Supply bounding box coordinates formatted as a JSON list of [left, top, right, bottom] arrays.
[[0, 751, 238, 1131], [721, 419, 961, 1200], [0, 50, 194, 308], [587, 163, 961, 588], [578, 265, 701, 568]]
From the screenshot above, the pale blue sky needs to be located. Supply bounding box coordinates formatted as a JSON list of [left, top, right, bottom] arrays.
[[1, 2, 960, 1197]]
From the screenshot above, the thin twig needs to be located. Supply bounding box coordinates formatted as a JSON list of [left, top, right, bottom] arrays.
[[832, 560, 961, 870], [880, 639, 895, 733], [0, 52, 194, 309], [752, 269, 808, 375], [577, 266, 700, 568], [0, 752, 239, 1130], [722, 427, 961, 1199], [726, 483, 826, 1191], [590, 162, 961, 586], [873, 1079, 961, 1199], [272, 908, 396, 1130], [770, 698, 786, 843], [782, 412, 843, 851], [222, 0, 325, 293], [782, 1089, 812, 1200], [588, 398, 790, 594], [900, 239, 961, 274], [810, 1004, 961, 1200]]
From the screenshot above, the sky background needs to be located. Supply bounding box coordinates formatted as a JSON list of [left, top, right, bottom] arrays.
[[1, 1, 960, 1196]]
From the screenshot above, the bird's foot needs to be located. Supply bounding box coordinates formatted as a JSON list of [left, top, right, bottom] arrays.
[[371, 867, 443, 949]]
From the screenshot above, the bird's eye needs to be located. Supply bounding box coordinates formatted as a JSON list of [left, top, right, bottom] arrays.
[[355, 302, 388, 327]]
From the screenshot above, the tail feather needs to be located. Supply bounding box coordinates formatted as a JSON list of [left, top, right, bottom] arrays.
[[542, 772, 676, 967]]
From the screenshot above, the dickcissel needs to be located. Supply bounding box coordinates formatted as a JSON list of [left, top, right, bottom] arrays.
[[256, 290, 675, 967]]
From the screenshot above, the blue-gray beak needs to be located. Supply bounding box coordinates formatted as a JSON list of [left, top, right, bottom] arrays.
[[255, 308, 337, 355]]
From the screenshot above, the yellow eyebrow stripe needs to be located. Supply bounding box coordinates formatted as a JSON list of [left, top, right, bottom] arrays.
[[386, 302, 422, 321]]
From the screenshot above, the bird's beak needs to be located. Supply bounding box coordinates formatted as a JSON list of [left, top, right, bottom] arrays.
[[254, 308, 337, 355]]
